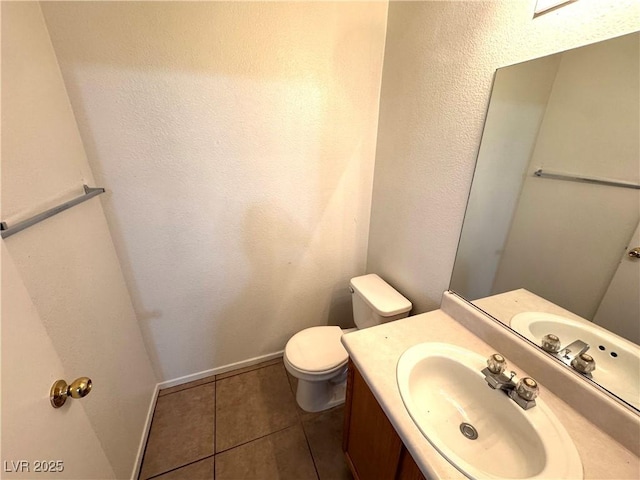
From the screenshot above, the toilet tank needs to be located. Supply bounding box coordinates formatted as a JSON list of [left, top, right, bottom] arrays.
[[350, 274, 412, 329]]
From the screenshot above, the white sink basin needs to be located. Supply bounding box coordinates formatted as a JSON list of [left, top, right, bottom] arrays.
[[397, 343, 582, 480], [511, 312, 640, 410]]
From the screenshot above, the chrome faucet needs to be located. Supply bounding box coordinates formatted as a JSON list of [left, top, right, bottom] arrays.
[[482, 354, 539, 410], [484, 367, 517, 392], [541, 334, 596, 377], [559, 339, 590, 363]]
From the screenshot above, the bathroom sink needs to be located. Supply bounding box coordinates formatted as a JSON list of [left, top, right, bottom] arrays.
[[396, 343, 582, 480], [511, 312, 640, 410]]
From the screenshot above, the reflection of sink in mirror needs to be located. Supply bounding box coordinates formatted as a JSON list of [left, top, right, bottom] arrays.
[[396, 342, 583, 480], [448, 30, 640, 412], [511, 312, 640, 410]]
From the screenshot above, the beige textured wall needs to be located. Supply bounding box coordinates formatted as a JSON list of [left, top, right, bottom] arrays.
[[367, 0, 640, 313], [41, 2, 388, 382], [1, 3, 157, 478]]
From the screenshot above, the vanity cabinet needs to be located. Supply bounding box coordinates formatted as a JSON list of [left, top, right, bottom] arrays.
[[343, 360, 426, 480]]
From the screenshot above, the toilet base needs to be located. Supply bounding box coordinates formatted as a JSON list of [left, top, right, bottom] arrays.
[[294, 369, 348, 413]]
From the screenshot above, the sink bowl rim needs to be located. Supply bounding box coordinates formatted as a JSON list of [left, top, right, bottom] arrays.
[[396, 342, 583, 480], [510, 311, 639, 355], [510, 311, 640, 411]]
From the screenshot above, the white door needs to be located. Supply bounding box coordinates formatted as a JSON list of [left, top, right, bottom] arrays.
[[1, 243, 115, 479], [593, 222, 640, 344]]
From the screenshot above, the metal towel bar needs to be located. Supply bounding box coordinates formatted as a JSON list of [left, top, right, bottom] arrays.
[[1, 185, 105, 239], [534, 169, 640, 190]]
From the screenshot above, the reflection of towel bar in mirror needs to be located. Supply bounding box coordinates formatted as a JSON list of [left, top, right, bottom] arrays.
[[534, 168, 640, 190], [0, 185, 105, 239], [450, 31, 640, 413]]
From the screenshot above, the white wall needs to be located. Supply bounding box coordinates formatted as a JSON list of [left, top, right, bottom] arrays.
[[367, 0, 640, 313], [40, 2, 388, 381], [1, 3, 157, 478], [450, 54, 560, 300], [493, 33, 639, 319]]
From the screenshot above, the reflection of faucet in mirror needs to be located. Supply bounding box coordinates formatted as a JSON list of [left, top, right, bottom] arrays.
[[541, 334, 596, 377], [507, 307, 640, 411], [449, 31, 640, 412]]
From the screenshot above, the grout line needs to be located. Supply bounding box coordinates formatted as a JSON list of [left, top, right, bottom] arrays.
[[290, 377, 321, 480], [299, 415, 321, 480], [213, 422, 300, 456], [285, 368, 297, 397], [144, 454, 215, 480]]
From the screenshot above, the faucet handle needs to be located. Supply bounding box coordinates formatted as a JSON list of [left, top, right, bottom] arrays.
[[516, 377, 539, 401], [571, 353, 596, 374], [487, 353, 507, 374], [541, 333, 562, 353]]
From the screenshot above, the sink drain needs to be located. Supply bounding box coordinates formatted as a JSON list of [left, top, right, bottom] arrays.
[[459, 422, 478, 440]]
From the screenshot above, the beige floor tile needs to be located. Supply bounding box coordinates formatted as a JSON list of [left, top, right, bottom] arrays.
[[285, 369, 298, 397], [215, 357, 283, 381], [215, 425, 317, 480], [216, 363, 299, 452], [151, 457, 214, 480], [159, 375, 216, 397], [302, 406, 352, 480], [140, 383, 215, 479]]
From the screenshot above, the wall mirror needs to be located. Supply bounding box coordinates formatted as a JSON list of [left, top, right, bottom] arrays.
[[450, 31, 639, 412]]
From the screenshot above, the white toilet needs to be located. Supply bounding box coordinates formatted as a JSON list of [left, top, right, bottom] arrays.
[[284, 274, 412, 412]]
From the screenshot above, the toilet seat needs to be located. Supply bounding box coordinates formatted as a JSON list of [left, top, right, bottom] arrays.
[[284, 326, 348, 374]]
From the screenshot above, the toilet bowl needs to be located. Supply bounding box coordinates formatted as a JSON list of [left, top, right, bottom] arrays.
[[284, 274, 411, 412], [284, 326, 352, 412]]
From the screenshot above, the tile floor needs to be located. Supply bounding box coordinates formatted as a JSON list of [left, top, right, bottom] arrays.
[[139, 358, 352, 480]]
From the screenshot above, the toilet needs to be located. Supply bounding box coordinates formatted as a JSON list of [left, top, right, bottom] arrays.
[[284, 273, 412, 412]]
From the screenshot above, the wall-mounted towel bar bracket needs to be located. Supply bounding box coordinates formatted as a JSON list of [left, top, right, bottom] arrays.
[[1, 185, 106, 239], [534, 168, 640, 190]]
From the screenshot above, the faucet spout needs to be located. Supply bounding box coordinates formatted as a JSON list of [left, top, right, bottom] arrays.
[[557, 340, 589, 365], [483, 368, 516, 392], [540, 335, 595, 376], [560, 339, 590, 359], [482, 355, 538, 410]]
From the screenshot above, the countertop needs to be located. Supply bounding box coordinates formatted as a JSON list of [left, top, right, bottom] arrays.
[[341, 298, 639, 479]]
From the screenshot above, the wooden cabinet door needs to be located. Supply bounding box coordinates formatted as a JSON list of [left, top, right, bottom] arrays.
[[343, 361, 403, 480], [397, 448, 427, 480]]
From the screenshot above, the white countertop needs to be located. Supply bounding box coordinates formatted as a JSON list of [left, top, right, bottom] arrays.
[[341, 302, 639, 479]]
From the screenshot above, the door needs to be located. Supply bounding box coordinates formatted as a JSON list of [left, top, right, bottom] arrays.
[[1, 243, 115, 479], [593, 222, 640, 344]]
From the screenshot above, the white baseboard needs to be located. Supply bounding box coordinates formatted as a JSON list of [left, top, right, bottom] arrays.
[[158, 350, 284, 389], [131, 383, 160, 480]]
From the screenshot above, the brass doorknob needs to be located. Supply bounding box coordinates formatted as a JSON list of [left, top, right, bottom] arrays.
[[50, 377, 92, 408], [628, 247, 640, 259]]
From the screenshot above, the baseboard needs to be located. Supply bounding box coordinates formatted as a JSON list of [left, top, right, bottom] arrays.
[[157, 350, 284, 390], [131, 383, 160, 480]]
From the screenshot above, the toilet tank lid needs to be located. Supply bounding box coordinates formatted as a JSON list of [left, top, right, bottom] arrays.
[[350, 274, 412, 316]]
